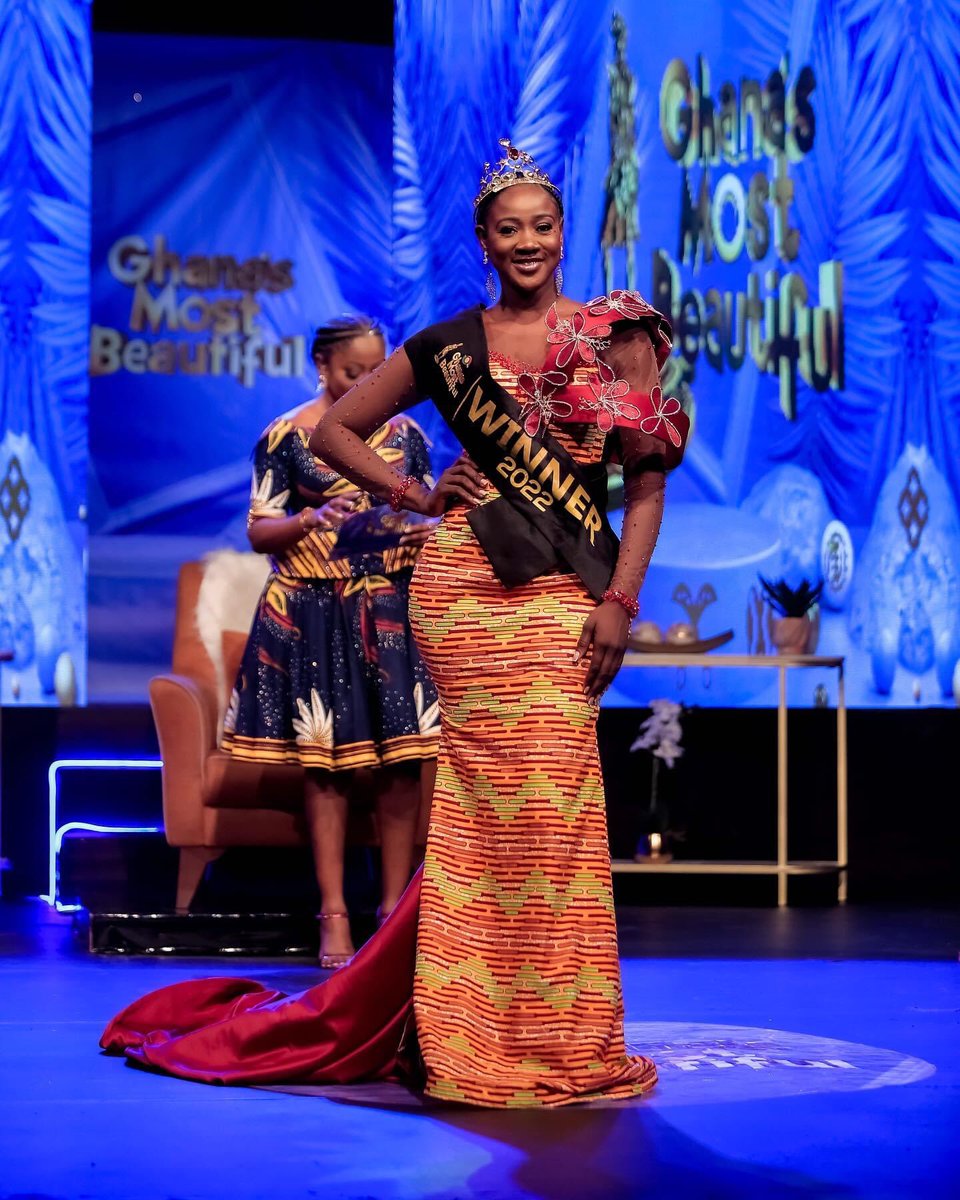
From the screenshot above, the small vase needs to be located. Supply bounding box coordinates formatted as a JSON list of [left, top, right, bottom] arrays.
[[772, 615, 810, 656]]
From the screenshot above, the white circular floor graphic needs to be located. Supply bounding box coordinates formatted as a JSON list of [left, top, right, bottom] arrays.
[[623, 1022, 936, 1107], [261, 1022, 935, 1109]]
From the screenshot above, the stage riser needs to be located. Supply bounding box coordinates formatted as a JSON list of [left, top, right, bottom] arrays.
[[2, 705, 957, 905], [87, 912, 320, 957]]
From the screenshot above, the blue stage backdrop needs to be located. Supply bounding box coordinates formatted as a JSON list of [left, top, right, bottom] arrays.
[[0, 0, 89, 708], [394, 0, 960, 708], [89, 34, 392, 699]]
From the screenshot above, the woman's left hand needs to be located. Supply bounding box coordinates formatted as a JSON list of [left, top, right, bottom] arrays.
[[418, 453, 487, 516], [575, 601, 630, 701]]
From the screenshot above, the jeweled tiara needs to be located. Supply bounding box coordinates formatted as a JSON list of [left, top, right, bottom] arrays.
[[473, 138, 563, 222]]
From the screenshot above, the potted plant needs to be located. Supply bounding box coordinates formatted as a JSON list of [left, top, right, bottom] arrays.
[[629, 699, 684, 861], [758, 576, 823, 655]]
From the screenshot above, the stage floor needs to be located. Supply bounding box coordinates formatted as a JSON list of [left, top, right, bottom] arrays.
[[1, 901, 957, 1199]]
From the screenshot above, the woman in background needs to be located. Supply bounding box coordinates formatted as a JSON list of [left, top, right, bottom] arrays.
[[223, 315, 440, 968]]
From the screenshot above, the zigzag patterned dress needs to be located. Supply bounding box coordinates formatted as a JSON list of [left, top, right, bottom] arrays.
[[100, 293, 679, 1110], [405, 327, 663, 1107]]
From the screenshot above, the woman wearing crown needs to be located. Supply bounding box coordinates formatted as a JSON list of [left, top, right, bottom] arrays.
[[101, 142, 687, 1109]]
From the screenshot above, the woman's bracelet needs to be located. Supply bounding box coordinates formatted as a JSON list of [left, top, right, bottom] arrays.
[[601, 588, 640, 620], [298, 507, 315, 532], [389, 475, 418, 512]]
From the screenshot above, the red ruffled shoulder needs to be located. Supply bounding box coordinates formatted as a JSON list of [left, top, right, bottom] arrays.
[[518, 292, 686, 467], [583, 290, 673, 370]]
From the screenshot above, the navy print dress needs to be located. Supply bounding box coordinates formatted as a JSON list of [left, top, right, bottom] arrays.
[[222, 415, 440, 771]]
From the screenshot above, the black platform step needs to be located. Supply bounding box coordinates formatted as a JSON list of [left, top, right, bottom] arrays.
[[85, 910, 322, 956]]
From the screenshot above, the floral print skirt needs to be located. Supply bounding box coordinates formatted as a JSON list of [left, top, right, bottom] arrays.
[[222, 569, 440, 771]]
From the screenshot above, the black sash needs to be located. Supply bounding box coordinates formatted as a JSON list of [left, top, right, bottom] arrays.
[[405, 307, 619, 598]]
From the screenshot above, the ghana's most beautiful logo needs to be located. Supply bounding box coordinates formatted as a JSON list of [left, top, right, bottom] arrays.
[[602, 16, 843, 426], [90, 235, 306, 388], [655, 54, 842, 422]]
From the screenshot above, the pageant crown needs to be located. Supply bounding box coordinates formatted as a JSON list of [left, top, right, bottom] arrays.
[[473, 138, 563, 221]]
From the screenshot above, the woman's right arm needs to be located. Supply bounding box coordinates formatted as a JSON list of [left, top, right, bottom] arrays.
[[310, 348, 484, 516], [246, 497, 356, 556]]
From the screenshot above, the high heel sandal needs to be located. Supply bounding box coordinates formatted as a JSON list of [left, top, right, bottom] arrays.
[[316, 911, 354, 970]]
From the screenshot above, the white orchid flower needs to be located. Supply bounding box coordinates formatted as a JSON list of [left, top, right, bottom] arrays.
[[630, 698, 684, 768]]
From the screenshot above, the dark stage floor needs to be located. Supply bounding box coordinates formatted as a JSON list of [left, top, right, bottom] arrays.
[[1, 900, 958, 1199]]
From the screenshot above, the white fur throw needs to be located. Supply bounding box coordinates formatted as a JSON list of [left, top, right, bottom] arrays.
[[195, 549, 271, 739]]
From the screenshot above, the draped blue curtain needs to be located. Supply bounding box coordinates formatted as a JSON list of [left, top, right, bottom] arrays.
[[88, 34, 392, 698], [395, 0, 960, 708], [21, 4, 957, 707], [0, 0, 90, 706]]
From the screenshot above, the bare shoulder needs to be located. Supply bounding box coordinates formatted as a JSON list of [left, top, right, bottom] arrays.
[[557, 296, 588, 319]]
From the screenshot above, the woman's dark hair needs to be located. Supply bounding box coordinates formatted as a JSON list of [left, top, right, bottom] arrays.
[[474, 184, 564, 229], [310, 314, 383, 361]]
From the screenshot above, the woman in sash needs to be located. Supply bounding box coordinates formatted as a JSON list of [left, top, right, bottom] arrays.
[[101, 143, 687, 1108]]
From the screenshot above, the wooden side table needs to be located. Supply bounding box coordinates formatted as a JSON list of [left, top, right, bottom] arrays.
[[615, 653, 848, 906]]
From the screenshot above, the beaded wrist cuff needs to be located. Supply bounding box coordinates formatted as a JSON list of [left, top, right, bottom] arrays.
[[601, 588, 640, 620], [388, 475, 418, 513]]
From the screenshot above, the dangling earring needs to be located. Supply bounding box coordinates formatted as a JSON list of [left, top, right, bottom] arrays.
[[483, 248, 497, 302], [554, 242, 564, 296]]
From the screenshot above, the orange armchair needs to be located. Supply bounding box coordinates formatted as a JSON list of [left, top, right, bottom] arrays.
[[151, 553, 385, 911]]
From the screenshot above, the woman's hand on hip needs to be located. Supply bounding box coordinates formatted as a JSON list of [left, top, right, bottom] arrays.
[[575, 601, 630, 702], [420, 453, 486, 518]]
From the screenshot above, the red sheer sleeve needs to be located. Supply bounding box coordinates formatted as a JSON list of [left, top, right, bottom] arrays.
[[600, 326, 667, 601]]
